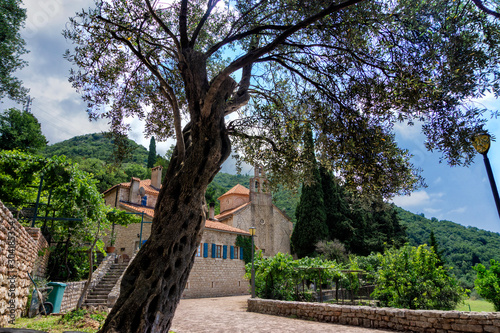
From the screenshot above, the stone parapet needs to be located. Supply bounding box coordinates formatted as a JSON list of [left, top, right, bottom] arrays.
[[248, 298, 500, 333]]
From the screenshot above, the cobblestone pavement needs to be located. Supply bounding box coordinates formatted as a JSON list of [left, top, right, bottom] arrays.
[[171, 296, 397, 333]]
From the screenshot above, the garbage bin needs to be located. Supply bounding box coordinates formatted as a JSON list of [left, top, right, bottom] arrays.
[[46, 282, 67, 313]]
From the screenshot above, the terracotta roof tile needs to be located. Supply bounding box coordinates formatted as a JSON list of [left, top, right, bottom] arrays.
[[119, 202, 249, 235], [215, 202, 251, 221], [205, 220, 250, 235], [217, 184, 249, 200], [119, 202, 155, 218], [113, 179, 159, 196]]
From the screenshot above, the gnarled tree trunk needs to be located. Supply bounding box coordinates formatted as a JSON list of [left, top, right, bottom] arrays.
[[99, 52, 234, 333]]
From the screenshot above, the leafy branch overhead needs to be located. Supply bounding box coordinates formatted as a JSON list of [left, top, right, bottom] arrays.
[[64, 0, 500, 199]]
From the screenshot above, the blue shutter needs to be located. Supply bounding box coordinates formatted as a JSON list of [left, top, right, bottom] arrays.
[[240, 247, 244, 260], [230, 246, 234, 259], [212, 243, 216, 258], [223, 245, 227, 259], [203, 243, 208, 258]]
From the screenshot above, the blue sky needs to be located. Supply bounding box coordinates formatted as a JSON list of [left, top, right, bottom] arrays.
[[391, 94, 500, 233], [4, 0, 500, 234]]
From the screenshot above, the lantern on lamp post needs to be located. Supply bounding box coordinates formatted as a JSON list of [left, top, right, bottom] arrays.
[[473, 133, 500, 219], [249, 227, 256, 298]]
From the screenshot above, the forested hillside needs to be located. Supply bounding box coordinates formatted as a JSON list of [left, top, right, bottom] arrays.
[[397, 207, 500, 288], [41, 132, 149, 164]]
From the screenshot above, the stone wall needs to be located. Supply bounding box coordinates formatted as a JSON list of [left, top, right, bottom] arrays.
[[182, 229, 248, 298], [24, 227, 49, 280], [0, 200, 48, 326], [248, 298, 500, 333], [59, 281, 86, 313]]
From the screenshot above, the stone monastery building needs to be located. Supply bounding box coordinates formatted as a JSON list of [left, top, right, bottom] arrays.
[[103, 166, 293, 298]]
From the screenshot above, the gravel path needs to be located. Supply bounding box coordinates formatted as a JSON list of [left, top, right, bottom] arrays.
[[171, 296, 397, 333]]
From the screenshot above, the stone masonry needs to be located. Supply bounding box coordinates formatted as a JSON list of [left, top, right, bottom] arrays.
[[248, 298, 500, 333], [0, 200, 49, 326], [182, 229, 249, 298]]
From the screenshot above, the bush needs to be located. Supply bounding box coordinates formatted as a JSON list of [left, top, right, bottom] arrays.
[[245, 252, 343, 301], [372, 244, 467, 310], [474, 259, 500, 311]]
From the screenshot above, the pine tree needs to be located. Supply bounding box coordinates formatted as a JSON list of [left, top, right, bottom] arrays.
[[147, 136, 156, 168], [290, 125, 328, 258]]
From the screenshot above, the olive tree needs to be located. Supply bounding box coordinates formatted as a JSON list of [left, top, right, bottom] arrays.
[[63, 0, 500, 331]]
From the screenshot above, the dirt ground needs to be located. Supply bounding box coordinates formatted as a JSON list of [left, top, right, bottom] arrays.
[[171, 295, 397, 333]]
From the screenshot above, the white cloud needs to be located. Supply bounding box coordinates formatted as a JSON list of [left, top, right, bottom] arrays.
[[391, 190, 431, 207], [423, 207, 441, 215], [447, 207, 467, 215]]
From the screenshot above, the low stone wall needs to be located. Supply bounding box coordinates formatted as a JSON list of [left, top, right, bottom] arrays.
[[0, 200, 49, 326], [59, 281, 86, 313], [248, 298, 500, 333]]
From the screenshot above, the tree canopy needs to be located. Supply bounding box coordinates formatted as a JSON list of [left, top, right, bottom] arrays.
[[0, 108, 47, 152], [65, 0, 500, 198], [63, 1, 500, 331], [0, 0, 28, 101]]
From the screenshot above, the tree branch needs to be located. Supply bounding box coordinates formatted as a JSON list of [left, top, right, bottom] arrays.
[[202, 0, 365, 116], [190, 0, 220, 48], [179, 0, 189, 48], [144, 0, 181, 53], [472, 0, 500, 19]]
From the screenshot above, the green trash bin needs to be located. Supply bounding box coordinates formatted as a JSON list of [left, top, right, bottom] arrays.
[[46, 282, 67, 313]]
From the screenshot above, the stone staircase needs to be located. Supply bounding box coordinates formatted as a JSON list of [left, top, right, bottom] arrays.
[[84, 262, 129, 307]]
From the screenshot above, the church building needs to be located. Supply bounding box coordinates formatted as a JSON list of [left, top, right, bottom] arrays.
[[102, 166, 293, 297]]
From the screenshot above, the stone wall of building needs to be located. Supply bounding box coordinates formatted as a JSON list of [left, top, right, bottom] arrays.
[[113, 222, 152, 257], [182, 229, 249, 298], [0, 200, 48, 326], [248, 298, 500, 333]]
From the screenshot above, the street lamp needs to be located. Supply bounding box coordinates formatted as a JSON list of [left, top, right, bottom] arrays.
[[249, 227, 256, 298], [473, 133, 500, 219]]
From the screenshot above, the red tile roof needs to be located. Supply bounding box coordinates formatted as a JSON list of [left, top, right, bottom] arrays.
[[217, 184, 249, 200], [119, 202, 249, 235], [104, 179, 160, 196], [214, 202, 251, 221], [119, 202, 155, 218], [205, 220, 250, 235]]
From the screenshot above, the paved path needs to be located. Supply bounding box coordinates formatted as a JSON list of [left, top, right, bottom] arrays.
[[171, 296, 396, 333]]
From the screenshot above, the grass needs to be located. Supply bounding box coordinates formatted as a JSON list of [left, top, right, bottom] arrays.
[[7, 308, 176, 333], [7, 309, 106, 333], [455, 299, 495, 312]]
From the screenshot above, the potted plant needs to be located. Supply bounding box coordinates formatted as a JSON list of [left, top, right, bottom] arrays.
[[106, 232, 116, 253]]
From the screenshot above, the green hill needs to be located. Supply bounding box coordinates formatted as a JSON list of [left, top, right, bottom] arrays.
[[396, 206, 500, 288], [41, 132, 149, 164], [41, 133, 500, 288]]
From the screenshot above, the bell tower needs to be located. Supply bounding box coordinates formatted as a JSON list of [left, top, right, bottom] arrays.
[[250, 165, 274, 255], [249, 165, 272, 206]]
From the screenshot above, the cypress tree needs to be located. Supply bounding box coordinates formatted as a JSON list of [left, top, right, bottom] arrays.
[[319, 166, 353, 245], [147, 136, 156, 168], [290, 125, 328, 258]]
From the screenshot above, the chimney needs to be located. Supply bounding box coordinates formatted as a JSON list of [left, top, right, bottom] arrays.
[[209, 203, 215, 220], [129, 177, 141, 204], [151, 166, 163, 189]]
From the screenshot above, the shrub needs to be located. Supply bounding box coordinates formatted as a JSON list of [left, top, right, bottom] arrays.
[[372, 244, 466, 310], [474, 259, 500, 311]]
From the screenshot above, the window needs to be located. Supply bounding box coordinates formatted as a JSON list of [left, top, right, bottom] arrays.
[[196, 244, 201, 257], [234, 247, 239, 259], [216, 245, 222, 258]]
